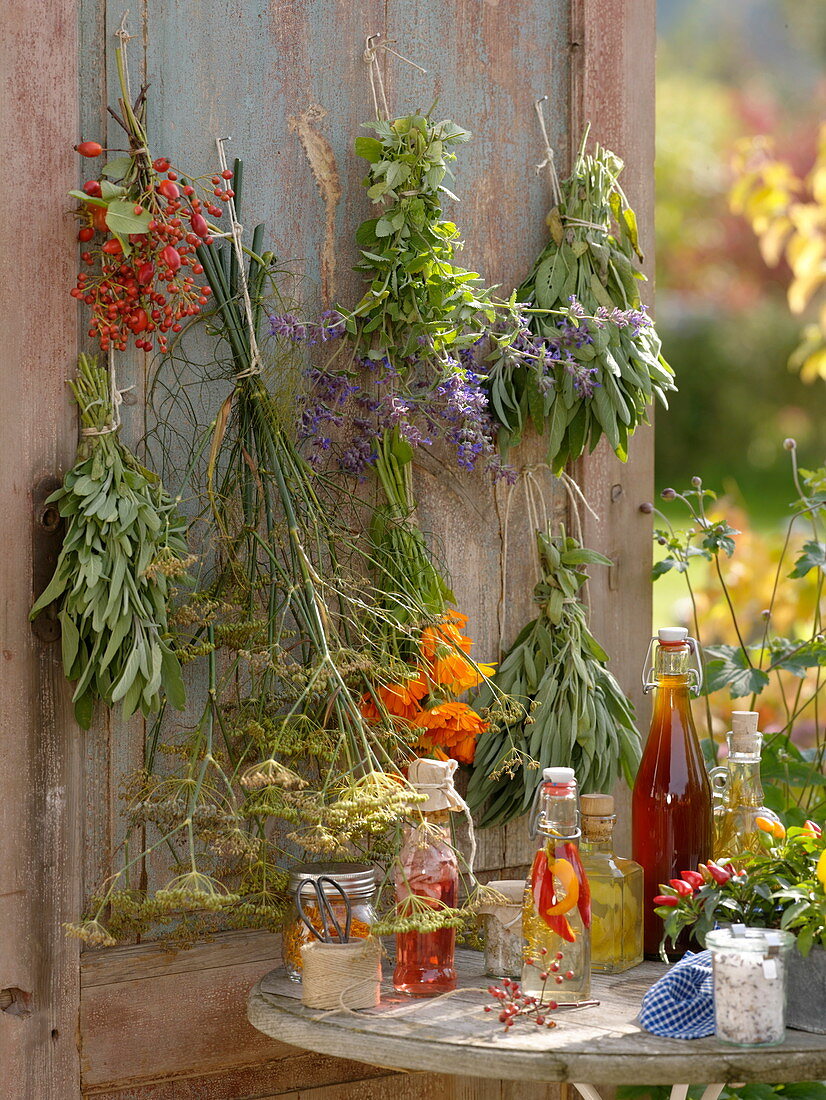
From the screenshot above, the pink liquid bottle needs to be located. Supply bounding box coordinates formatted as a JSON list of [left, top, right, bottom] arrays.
[[394, 758, 466, 997]]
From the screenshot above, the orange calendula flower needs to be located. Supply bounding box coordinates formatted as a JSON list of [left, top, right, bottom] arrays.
[[420, 611, 471, 663], [433, 653, 496, 693], [360, 674, 427, 723], [420, 611, 494, 692], [413, 701, 488, 765]]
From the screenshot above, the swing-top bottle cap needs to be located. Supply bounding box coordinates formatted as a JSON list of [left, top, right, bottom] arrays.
[[542, 766, 576, 784], [658, 626, 689, 643]]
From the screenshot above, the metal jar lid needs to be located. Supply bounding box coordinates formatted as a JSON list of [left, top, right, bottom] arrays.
[[288, 862, 377, 900]]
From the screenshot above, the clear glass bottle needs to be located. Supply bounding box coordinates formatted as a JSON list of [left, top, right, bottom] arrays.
[[393, 758, 461, 997], [282, 863, 378, 981], [711, 711, 781, 859], [522, 767, 591, 1002], [632, 628, 712, 957], [580, 793, 643, 973]]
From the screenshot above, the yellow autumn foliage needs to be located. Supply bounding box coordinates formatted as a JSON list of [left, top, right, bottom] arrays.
[[731, 126, 826, 382]]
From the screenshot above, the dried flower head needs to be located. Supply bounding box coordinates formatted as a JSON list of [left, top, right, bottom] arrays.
[[155, 871, 240, 912], [64, 918, 116, 948], [240, 758, 308, 791]]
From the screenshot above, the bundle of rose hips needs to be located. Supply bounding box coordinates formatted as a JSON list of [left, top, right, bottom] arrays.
[[70, 40, 230, 354]]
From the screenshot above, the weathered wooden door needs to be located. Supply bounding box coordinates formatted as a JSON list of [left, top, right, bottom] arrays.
[[0, 1, 654, 1096]]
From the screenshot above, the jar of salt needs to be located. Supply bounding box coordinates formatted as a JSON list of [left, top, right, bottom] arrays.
[[478, 879, 524, 978], [707, 926, 794, 1046]]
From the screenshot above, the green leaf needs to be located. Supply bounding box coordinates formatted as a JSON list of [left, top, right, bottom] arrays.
[[100, 156, 132, 180], [68, 190, 107, 208], [105, 200, 153, 237], [704, 645, 770, 698], [789, 539, 826, 578], [99, 180, 126, 200], [651, 556, 687, 579], [74, 690, 94, 730], [160, 646, 186, 710], [354, 136, 384, 163], [60, 610, 80, 675], [768, 637, 826, 676]]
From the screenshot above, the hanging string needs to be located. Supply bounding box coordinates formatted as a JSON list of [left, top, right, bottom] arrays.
[[535, 96, 607, 233], [363, 33, 427, 122], [498, 464, 553, 645], [534, 95, 563, 208], [497, 463, 602, 639], [214, 136, 263, 378], [80, 347, 131, 437]]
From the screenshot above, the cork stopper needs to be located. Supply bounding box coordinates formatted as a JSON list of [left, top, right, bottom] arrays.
[[581, 793, 615, 840], [581, 793, 615, 816], [729, 711, 762, 758]]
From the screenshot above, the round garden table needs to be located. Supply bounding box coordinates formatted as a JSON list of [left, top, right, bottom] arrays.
[[248, 948, 826, 1100]]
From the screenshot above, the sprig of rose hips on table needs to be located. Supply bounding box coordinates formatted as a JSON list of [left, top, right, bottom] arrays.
[[483, 949, 599, 1030], [69, 38, 229, 354]]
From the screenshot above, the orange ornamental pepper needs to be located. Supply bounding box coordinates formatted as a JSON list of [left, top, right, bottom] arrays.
[[530, 845, 579, 942]]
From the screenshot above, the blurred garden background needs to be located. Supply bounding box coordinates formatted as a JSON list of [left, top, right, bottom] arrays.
[[651, 0, 825, 826], [656, 0, 824, 512]]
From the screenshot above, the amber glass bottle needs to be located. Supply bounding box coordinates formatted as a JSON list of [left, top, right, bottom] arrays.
[[632, 628, 712, 956]]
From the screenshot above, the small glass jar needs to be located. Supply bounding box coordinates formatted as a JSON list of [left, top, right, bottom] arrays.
[[478, 880, 523, 979], [282, 863, 377, 982], [707, 927, 794, 1046]]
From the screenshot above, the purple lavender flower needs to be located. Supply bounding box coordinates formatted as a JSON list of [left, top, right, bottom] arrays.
[[319, 309, 346, 340], [567, 296, 587, 319], [269, 313, 308, 341], [563, 358, 600, 399]]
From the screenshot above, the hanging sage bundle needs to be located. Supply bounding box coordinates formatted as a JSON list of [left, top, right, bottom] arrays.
[[31, 354, 188, 728], [486, 136, 675, 472], [467, 528, 641, 827]]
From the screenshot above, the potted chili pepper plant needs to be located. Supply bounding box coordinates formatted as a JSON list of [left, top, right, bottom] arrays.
[[654, 819, 826, 1033]]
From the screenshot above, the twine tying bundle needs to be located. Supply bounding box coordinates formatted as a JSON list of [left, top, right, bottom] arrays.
[[300, 936, 383, 1011]]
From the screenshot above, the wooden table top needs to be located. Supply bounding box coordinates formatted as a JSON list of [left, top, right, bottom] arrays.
[[247, 950, 826, 1086]]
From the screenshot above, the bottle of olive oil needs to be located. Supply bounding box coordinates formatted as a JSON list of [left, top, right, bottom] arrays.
[[580, 793, 643, 973], [711, 711, 781, 859]]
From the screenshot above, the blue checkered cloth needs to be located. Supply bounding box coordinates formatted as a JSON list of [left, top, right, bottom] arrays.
[[638, 950, 715, 1039]]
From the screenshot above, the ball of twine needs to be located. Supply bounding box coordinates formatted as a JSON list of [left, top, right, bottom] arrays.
[[300, 936, 383, 1010]]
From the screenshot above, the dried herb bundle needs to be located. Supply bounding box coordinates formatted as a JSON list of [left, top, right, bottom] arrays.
[[31, 353, 187, 728], [467, 528, 641, 827], [486, 137, 675, 472]]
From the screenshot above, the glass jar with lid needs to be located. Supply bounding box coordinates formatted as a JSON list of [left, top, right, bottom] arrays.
[[706, 926, 794, 1046], [282, 862, 378, 982]]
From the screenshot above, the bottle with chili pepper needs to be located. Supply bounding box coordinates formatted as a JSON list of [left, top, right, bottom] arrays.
[[522, 767, 591, 1001], [632, 627, 712, 957]]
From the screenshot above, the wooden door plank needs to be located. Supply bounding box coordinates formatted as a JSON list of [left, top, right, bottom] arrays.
[[0, 1, 83, 1098], [569, 0, 657, 856]]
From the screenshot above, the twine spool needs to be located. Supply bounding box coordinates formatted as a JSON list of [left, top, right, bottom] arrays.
[[300, 936, 382, 1010]]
